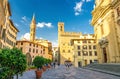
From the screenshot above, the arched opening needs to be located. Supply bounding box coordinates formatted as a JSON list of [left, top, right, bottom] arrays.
[[26, 53, 32, 66]]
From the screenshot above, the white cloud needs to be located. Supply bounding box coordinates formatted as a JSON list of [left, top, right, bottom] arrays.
[[74, 1, 84, 16], [89, 19, 91, 24], [36, 36, 44, 39], [75, 12, 80, 16], [22, 16, 27, 22], [52, 40, 58, 47], [36, 22, 53, 28], [20, 33, 30, 40], [93, 4, 95, 9], [15, 23, 19, 27], [73, 0, 93, 16], [86, 0, 91, 2]]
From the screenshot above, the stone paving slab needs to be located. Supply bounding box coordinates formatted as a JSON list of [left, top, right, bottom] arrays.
[[14, 70, 36, 79], [41, 65, 120, 79], [14, 65, 120, 79]]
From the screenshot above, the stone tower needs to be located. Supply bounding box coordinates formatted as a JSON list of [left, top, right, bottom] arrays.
[[58, 22, 64, 33], [30, 14, 36, 41], [58, 22, 64, 45]]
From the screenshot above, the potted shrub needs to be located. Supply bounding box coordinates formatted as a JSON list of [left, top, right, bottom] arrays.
[[42, 58, 47, 71], [33, 56, 44, 79], [47, 59, 52, 68]]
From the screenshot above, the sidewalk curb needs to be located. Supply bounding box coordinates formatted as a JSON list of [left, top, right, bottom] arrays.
[[83, 67, 120, 77]]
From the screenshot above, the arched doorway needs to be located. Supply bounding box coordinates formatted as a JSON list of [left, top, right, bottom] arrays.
[[103, 48, 107, 63], [26, 53, 32, 66]]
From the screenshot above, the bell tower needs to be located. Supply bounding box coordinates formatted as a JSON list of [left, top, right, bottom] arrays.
[[30, 14, 36, 41], [58, 22, 64, 33]]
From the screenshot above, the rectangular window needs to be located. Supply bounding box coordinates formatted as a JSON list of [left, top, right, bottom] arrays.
[[29, 43, 31, 46], [89, 45, 91, 49], [89, 51, 92, 56], [94, 51, 97, 56], [78, 51, 81, 56], [83, 51, 88, 56], [33, 44, 35, 47], [41, 50, 42, 54], [36, 49, 38, 53], [21, 42, 23, 45], [43, 49, 45, 51], [90, 60, 92, 64], [93, 45, 96, 49], [83, 45, 87, 49], [77, 46, 80, 50], [33, 49, 35, 53], [78, 61, 82, 67], [29, 48, 31, 52]]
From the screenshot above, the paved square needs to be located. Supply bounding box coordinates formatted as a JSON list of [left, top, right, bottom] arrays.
[[14, 65, 120, 79]]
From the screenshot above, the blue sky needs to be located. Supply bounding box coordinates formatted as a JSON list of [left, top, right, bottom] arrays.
[[9, 0, 95, 47]]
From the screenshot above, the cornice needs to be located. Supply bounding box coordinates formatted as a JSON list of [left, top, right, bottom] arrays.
[[91, 4, 112, 26]]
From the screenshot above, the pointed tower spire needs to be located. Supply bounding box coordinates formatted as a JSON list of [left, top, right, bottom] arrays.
[[30, 14, 36, 41], [31, 13, 36, 24]]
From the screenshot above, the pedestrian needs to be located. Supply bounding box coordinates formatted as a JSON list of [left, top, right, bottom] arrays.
[[53, 62, 56, 68], [58, 63, 60, 66]]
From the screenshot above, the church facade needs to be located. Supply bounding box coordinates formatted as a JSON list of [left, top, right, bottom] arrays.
[[91, 0, 120, 63]]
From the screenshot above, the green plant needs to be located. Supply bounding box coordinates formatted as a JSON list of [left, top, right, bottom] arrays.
[[28, 66, 36, 69], [33, 56, 45, 69], [0, 47, 27, 79]]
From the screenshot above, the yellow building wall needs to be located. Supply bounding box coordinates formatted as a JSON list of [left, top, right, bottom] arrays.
[[0, 0, 18, 49], [91, 0, 120, 63], [72, 37, 97, 67], [58, 22, 97, 65]]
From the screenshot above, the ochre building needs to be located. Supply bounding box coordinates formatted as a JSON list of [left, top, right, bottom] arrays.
[[0, 0, 19, 49], [58, 22, 97, 66], [71, 34, 97, 67], [91, 0, 120, 63], [16, 15, 53, 63]]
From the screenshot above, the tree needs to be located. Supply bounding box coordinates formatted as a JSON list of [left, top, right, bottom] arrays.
[[0, 47, 27, 79], [33, 56, 45, 69]]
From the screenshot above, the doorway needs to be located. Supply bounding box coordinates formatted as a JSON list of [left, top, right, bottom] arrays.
[[78, 61, 82, 67], [84, 60, 87, 66], [103, 48, 107, 63]]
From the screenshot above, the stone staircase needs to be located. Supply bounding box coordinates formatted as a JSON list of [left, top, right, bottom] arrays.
[[85, 63, 120, 74]]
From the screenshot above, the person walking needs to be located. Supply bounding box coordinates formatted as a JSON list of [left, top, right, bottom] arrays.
[[53, 62, 56, 68]]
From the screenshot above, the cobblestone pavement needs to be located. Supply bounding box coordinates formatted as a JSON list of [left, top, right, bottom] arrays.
[[14, 65, 120, 79], [41, 65, 120, 79], [14, 70, 36, 79]]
